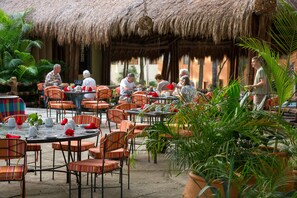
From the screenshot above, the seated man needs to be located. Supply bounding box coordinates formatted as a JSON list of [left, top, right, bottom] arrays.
[[119, 73, 137, 102], [82, 70, 96, 99], [177, 68, 195, 87], [155, 74, 170, 92], [44, 64, 62, 87], [173, 76, 197, 103]]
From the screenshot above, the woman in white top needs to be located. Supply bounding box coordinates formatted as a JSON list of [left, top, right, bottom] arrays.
[[82, 70, 96, 99]]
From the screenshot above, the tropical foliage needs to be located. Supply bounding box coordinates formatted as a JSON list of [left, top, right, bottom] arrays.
[[239, 0, 297, 111], [0, 9, 52, 83], [146, 81, 297, 196]]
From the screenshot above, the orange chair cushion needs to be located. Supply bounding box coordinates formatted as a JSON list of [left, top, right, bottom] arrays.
[[0, 166, 27, 180], [48, 101, 75, 109], [135, 123, 150, 130], [68, 159, 119, 174], [89, 147, 130, 159], [83, 102, 110, 109], [26, 144, 41, 151], [52, 141, 95, 152]]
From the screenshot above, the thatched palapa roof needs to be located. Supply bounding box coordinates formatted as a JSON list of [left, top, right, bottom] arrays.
[[0, 0, 274, 46]]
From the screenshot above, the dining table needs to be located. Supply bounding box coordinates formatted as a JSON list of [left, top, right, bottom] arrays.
[[125, 108, 175, 163], [0, 123, 99, 182], [148, 95, 179, 104], [64, 90, 96, 114]]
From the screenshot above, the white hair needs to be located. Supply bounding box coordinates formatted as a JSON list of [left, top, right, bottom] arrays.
[[53, 64, 61, 69], [179, 68, 189, 76], [83, 70, 91, 78]]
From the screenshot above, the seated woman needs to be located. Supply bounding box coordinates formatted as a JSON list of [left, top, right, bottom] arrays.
[[155, 74, 170, 92], [82, 70, 96, 99], [173, 76, 197, 103]]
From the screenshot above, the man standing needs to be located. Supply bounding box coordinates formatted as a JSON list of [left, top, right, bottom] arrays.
[[245, 56, 269, 110], [44, 64, 62, 87]]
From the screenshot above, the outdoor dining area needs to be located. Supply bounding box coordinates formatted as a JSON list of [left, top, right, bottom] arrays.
[[0, 82, 189, 198], [1, 0, 297, 197]]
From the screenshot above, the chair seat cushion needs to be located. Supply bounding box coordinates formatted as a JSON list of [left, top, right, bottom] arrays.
[[68, 159, 119, 174], [89, 147, 130, 159], [135, 123, 150, 130], [83, 102, 110, 109], [0, 166, 27, 180], [52, 141, 95, 152], [27, 143, 41, 151], [48, 101, 75, 109]]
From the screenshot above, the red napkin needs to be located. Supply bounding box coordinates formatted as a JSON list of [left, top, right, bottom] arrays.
[[84, 123, 97, 129], [82, 86, 86, 91], [152, 92, 159, 97], [16, 117, 23, 125], [63, 87, 69, 92], [61, 118, 68, 125], [65, 129, 74, 136], [147, 92, 154, 96], [166, 84, 174, 90], [87, 87, 93, 91], [6, 134, 21, 139]]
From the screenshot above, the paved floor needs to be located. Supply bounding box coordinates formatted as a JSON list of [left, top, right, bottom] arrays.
[[1, 108, 188, 198]]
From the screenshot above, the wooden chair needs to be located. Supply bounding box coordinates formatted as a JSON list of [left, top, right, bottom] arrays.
[[51, 115, 101, 180], [68, 132, 127, 198], [3, 114, 43, 181], [44, 87, 75, 122], [0, 139, 27, 198]]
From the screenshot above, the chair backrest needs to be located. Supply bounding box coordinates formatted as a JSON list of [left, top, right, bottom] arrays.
[[132, 91, 146, 95], [0, 139, 27, 160], [114, 103, 138, 110], [44, 85, 59, 94], [45, 88, 65, 100], [72, 115, 101, 128], [95, 88, 112, 101], [107, 109, 127, 125], [119, 120, 135, 133], [96, 85, 109, 90], [115, 87, 120, 96], [100, 132, 127, 158], [3, 114, 28, 123], [132, 94, 148, 107]]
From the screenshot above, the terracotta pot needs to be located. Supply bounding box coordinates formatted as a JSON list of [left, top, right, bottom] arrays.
[[182, 172, 238, 198], [284, 169, 297, 192]]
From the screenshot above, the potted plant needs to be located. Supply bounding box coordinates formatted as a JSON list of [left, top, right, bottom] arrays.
[[146, 81, 297, 197]]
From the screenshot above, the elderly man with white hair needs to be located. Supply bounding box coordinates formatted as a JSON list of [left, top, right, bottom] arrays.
[[82, 70, 96, 99], [44, 64, 62, 87], [177, 68, 195, 87]]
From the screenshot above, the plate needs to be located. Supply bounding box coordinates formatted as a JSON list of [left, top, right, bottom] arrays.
[[78, 124, 89, 127], [130, 108, 141, 111], [0, 95, 19, 99]]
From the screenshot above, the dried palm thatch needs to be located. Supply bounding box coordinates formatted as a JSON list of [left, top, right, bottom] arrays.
[[0, 0, 276, 46]]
